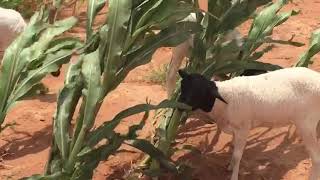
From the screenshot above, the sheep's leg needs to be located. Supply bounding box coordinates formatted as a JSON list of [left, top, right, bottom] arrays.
[[166, 40, 190, 98], [296, 120, 320, 180], [228, 129, 249, 180]]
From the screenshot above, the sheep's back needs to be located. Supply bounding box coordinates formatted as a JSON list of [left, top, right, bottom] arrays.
[[216, 67, 320, 128], [0, 7, 26, 55]]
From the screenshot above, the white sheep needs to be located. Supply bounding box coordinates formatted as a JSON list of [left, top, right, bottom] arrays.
[[0, 7, 26, 61], [178, 67, 320, 180], [165, 12, 244, 98]]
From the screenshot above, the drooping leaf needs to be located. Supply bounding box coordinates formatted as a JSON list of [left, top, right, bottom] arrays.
[[126, 139, 178, 172], [295, 28, 320, 67], [87, 100, 191, 147], [22, 17, 77, 66], [53, 59, 84, 160], [9, 49, 73, 104], [203, 59, 283, 77], [46, 37, 82, 54], [86, 0, 106, 40], [217, 0, 274, 32], [242, 0, 297, 59], [66, 50, 102, 171]]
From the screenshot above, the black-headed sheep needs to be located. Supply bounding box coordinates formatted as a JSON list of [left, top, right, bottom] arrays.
[[178, 67, 320, 180]]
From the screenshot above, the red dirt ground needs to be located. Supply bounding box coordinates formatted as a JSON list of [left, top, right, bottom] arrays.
[[1, 0, 320, 179]]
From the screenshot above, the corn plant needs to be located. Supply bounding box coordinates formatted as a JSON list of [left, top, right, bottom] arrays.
[[192, 0, 299, 78], [0, 0, 44, 18], [0, 0, 22, 9], [295, 28, 320, 67], [22, 0, 203, 179], [141, 0, 303, 177], [0, 7, 80, 132]]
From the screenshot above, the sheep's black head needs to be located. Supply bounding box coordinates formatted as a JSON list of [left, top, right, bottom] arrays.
[[178, 70, 227, 112]]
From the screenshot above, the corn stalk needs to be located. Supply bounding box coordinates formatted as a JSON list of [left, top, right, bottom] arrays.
[[22, 0, 202, 179], [142, 0, 302, 177]]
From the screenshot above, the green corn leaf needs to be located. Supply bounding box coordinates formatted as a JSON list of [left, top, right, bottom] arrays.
[[87, 100, 191, 147], [151, 1, 195, 29], [217, 0, 274, 32], [71, 135, 125, 180], [126, 0, 194, 52], [86, 0, 106, 40], [9, 49, 73, 105], [126, 139, 178, 172], [295, 28, 320, 67], [100, 21, 200, 95], [203, 59, 283, 77], [133, 0, 193, 35], [45, 37, 82, 54], [242, 0, 297, 58], [66, 50, 102, 171], [98, 24, 108, 66], [21, 17, 77, 66], [53, 59, 84, 161], [80, 50, 102, 129], [109, 21, 201, 93], [102, 0, 132, 90], [134, 0, 164, 30]]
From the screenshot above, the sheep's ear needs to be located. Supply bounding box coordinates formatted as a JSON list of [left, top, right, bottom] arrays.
[[213, 90, 227, 104], [178, 69, 189, 79], [211, 82, 228, 104]]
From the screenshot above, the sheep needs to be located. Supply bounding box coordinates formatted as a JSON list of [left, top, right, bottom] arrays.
[[177, 67, 320, 180], [0, 7, 26, 61]]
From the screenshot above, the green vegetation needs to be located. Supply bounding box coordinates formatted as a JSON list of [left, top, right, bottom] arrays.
[[0, 0, 320, 179]]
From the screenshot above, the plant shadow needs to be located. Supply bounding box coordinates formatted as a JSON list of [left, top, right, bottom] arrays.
[[0, 125, 52, 160]]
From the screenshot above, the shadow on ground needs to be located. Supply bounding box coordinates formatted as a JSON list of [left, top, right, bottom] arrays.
[[0, 126, 52, 160], [171, 119, 307, 180]]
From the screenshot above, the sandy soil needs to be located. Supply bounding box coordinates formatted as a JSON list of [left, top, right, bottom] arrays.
[[1, 0, 320, 179]]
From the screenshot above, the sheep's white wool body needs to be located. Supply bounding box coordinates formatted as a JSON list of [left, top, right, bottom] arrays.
[[0, 7, 26, 57], [211, 67, 320, 133], [194, 67, 320, 180]]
